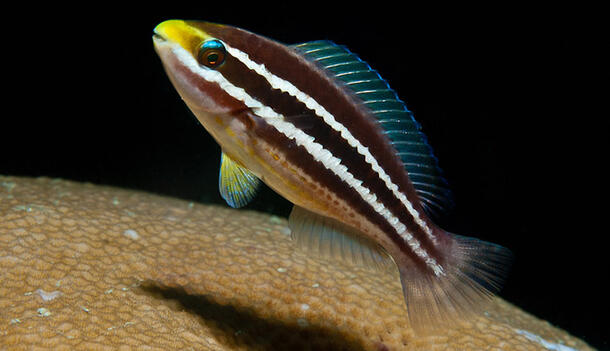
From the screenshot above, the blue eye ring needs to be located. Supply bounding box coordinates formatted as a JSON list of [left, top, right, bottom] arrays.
[[197, 39, 226, 68]]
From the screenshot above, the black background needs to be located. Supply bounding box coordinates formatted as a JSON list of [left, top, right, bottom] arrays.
[[2, 5, 607, 349]]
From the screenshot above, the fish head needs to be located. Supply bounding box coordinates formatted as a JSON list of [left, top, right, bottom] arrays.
[[153, 20, 240, 113], [153, 20, 273, 159], [153, 19, 320, 204]]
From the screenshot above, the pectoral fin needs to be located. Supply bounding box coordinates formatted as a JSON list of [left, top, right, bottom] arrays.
[[219, 152, 261, 208]]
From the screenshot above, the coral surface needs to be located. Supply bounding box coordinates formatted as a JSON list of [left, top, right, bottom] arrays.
[[0, 176, 595, 350]]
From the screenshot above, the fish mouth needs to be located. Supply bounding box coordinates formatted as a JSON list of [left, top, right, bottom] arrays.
[[152, 32, 168, 57], [152, 29, 167, 43], [152, 26, 173, 54], [152, 22, 170, 43]]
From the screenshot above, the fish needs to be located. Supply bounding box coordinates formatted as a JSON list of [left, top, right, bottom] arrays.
[[152, 19, 511, 331]]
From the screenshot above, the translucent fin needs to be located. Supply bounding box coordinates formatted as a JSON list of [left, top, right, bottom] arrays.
[[399, 232, 512, 333], [218, 152, 261, 208], [292, 40, 454, 219], [288, 206, 394, 271]]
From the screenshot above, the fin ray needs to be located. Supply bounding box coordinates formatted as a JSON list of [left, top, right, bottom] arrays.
[[218, 152, 262, 208], [288, 206, 394, 271], [292, 40, 454, 218], [399, 233, 512, 332]]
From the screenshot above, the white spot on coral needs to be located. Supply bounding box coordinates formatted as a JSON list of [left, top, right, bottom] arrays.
[[13, 203, 48, 213], [300, 303, 310, 311], [37, 307, 51, 317], [269, 215, 283, 224], [280, 226, 291, 236], [516, 329, 579, 351], [276, 267, 287, 273], [123, 229, 139, 240], [123, 210, 136, 217], [1, 181, 16, 192], [311, 283, 319, 288], [35, 289, 61, 302]]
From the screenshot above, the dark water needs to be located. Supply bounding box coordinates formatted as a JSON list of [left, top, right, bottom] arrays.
[[2, 7, 606, 350]]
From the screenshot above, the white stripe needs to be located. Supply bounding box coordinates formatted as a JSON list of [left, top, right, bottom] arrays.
[[169, 43, 443, 275], [269, 114, 442, 275], [225, 45, 438, 246]]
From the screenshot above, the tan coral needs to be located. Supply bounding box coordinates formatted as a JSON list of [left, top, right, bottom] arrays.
[[0, 175, 596, 350]]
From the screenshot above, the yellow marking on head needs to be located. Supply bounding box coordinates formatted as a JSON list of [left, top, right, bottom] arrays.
[[154, 20, 214, 53]]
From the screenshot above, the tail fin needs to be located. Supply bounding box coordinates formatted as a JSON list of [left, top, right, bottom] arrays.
[[399, 233, 512, 332]]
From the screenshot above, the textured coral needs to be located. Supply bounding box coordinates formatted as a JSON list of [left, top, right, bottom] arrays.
[[0, 176, 595, 350]]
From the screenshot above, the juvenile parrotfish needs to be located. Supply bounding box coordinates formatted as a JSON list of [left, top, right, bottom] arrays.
[[153, 19, 511, 331]]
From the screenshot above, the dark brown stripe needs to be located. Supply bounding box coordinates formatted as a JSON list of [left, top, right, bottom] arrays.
[[166, 47, 251, 126], [250, 112, 437, 271], [210, 35, 445, 264], [185, 22, 446, 266]]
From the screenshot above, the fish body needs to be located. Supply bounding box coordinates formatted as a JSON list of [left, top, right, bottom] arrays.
[[153, 20, 511, 330]]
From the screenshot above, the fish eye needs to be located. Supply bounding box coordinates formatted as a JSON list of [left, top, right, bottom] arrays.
[[197, 39, 226, 69]]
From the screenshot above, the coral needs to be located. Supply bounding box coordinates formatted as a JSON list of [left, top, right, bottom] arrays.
[[0, 176, 595, 350]]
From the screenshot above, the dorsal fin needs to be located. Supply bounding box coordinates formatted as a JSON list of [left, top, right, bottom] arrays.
[[292, 40, 454, 218]]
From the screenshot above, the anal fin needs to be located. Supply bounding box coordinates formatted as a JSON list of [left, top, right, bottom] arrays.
[[288, 206, 394, 271], [219, 152, 261, 208]]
